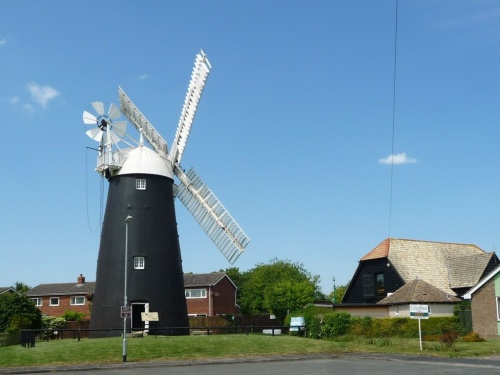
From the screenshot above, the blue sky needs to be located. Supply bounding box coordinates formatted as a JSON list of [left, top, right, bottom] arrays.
[[1, 1, 500, 295]]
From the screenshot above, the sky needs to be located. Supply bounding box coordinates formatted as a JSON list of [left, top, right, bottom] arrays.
[[1, 1, 500, 295]]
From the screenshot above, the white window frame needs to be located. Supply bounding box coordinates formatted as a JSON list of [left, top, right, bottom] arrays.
[[134, 256, 145, 270], [49, 297, 59, 306], [185, 289, 207, 299], [136, 179, 146, 190], [70, 296, 86, 305], [30, 298, 42, 306]]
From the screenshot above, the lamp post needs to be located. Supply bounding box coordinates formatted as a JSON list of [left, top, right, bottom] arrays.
[[332, 276, 336, 304], [123, 215, 133, 363]]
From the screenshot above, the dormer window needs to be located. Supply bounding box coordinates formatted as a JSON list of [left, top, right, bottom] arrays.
[[136, 179, 146, 190]]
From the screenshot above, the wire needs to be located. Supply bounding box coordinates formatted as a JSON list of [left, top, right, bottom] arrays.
[[85, 147, 102, 233], [388, 0, 399, 239]]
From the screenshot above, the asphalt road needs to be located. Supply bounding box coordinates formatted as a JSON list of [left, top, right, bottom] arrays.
[[1, 355, 499, 375]]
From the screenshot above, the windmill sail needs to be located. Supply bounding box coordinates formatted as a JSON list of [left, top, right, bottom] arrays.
[[169, 50, 211, 166], [119, 87, 168, 157], [175, 167, 250, 264]]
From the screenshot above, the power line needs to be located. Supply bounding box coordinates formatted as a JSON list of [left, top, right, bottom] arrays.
[[388, 0, 399, 238]]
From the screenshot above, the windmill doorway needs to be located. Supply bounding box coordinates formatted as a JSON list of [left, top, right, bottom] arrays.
[[131, 302, 147, 331]]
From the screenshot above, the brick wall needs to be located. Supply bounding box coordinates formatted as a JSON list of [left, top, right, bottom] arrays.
[[186, 292, 210, 315], [471, 278, 497, 338], [212, 277, 238, 315], [185, 276, 238, 316], [36, 295, 91, 319]]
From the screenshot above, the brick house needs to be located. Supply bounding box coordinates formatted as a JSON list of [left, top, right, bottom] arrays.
[[26, 272, 238, 319], [184, 273, 238, 316], [463, 265, 500, 338], [26, 274, 94, 319]]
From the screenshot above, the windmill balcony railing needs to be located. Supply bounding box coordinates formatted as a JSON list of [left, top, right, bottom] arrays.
[[97, 151, 125, 171]]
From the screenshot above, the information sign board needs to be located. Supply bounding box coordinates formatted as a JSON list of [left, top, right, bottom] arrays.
[[410, 304, 429, 319], [121, 306, 131, 318], [141, 312, 159, 322]]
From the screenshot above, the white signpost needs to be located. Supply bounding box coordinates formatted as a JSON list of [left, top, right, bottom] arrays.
[[410, 304, 429, 351]]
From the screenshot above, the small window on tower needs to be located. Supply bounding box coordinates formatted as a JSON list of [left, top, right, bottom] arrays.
[[134, 256, 145, 269], [136, 179, 146, 190]]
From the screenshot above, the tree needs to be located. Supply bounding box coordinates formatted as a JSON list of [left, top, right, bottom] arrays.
[[14, 282, 30, 295], [237, 259, 321, 319], [0, 292, 42, 332], [327, 282, 349, 303]]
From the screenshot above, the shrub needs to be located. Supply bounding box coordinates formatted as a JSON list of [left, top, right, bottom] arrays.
[[321, 312, 351, 339], [439, 330, 459, 350], [62, 311, 85, 322], [349, 316, 373, 336], [461, 331, 485, 342]]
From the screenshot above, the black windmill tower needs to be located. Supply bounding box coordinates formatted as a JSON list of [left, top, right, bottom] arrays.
[[83, 51, 250, 336]]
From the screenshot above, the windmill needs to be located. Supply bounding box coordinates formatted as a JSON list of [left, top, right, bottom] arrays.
[[84, 51, 250, 336]]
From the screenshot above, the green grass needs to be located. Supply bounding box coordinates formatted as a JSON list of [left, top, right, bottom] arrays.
[[0, 334, 499, 368]]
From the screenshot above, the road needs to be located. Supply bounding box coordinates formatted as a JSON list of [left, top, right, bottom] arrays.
[[1, 355, 499, 375]]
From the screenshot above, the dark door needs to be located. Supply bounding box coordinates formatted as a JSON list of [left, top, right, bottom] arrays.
[[131, 302, 146, 331]]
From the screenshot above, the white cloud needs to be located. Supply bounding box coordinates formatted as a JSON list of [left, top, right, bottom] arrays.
[[27, 81, 59, 108], [0, 39, 6, 46], [22, 103, 34, 113], [138, 74, 148, 80], [379, 152, 417, 165], [8, 95, 20, 104]]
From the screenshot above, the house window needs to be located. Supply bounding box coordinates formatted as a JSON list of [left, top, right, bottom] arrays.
[[362, 273, 375, 297], [185, 289, 207, 299], [134, 256, 145, 269], [30, 298, 42, 306], [49, 297, 59, 306], [70, 296, 85, 305], [136, 179, 146, 190], [376, 273, 385, 297]]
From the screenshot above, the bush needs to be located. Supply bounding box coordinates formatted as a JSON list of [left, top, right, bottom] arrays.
[[61, 311, 85, 322], [321, 312, 351, 339], [439, 330, 459, 350], [461, 331, 485, 342], [350, 316, 373, 336]]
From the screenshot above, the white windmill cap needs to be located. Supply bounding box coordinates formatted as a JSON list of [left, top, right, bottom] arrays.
[[118, 145, 173, 178]]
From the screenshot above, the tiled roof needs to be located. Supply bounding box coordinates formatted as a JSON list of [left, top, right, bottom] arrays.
[[0, 287, 15, 294], [26, 273, 235, 296], [360, 238, 390, 261], [360, 238, 491, 295], [183, 272, 227, 287], [447, 253, 495, 288], [378, 279, 461, 305], [27, 282, 95, 296]]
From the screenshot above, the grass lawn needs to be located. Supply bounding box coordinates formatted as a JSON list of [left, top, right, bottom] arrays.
[[0, 334, 499, 368]]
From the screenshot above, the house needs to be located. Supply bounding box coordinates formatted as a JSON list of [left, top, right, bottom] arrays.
[[26, 274, 94, 318], [26, 272, 238, 319], [377, 279, 461, 317], [184, 272, 238, 317], [343, 238, 498, 304], [0, 287, 17, 295], [463, 265, 500, 337]]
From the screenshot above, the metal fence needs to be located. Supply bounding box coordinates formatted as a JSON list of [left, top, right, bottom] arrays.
[[20, 325, 292, 347]]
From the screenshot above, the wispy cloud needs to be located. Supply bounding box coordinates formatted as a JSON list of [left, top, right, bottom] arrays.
[[0, 39, 6, 46], [138, 74, 148, 80], [27, 82, 59, 108], [379, 152, 417, 165], [22, 103, 34, 113], [8, 96, 20, 105]]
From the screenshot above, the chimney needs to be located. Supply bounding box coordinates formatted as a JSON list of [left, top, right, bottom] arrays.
[[77, 274, 85, 285]]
